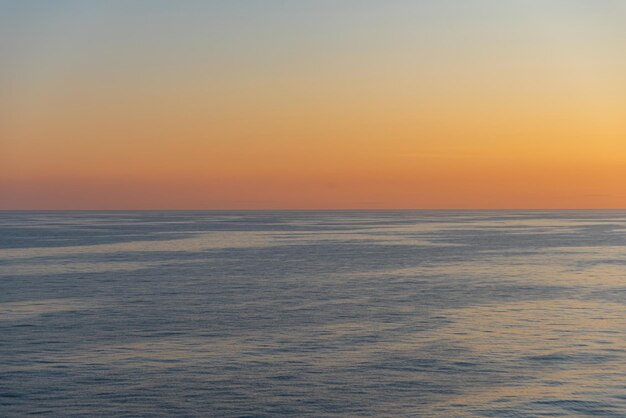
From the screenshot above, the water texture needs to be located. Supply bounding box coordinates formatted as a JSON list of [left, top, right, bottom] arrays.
[[1, 211, 625, 417]]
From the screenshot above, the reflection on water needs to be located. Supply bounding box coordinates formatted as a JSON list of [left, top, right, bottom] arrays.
[[1, 211, 625, 416], [0, 298, 96, 322]]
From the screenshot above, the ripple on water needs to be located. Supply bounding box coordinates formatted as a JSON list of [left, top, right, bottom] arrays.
[[1, 211, 625, 416]]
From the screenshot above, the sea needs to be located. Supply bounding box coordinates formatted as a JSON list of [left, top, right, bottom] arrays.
[[1, 210, 625, 417]]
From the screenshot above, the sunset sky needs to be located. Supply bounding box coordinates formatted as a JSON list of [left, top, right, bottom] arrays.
[[2, 0, 625, 209]]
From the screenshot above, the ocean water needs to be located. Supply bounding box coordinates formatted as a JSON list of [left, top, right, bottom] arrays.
[[1, 210, 625, 417]]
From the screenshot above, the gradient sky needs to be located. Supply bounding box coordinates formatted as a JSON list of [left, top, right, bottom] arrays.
[[2, 0, 625, 209]]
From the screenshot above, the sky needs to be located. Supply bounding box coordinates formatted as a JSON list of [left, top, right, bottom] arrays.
[[2, 0, 625, 209]]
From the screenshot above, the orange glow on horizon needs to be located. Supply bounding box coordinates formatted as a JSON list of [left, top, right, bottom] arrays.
[[2, 1, 625, 209]]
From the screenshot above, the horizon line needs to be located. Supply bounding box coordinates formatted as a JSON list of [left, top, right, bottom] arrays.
[[2, 208, 626, 212]]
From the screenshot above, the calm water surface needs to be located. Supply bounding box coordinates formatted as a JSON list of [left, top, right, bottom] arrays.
[[1, 211, 625, 417]]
